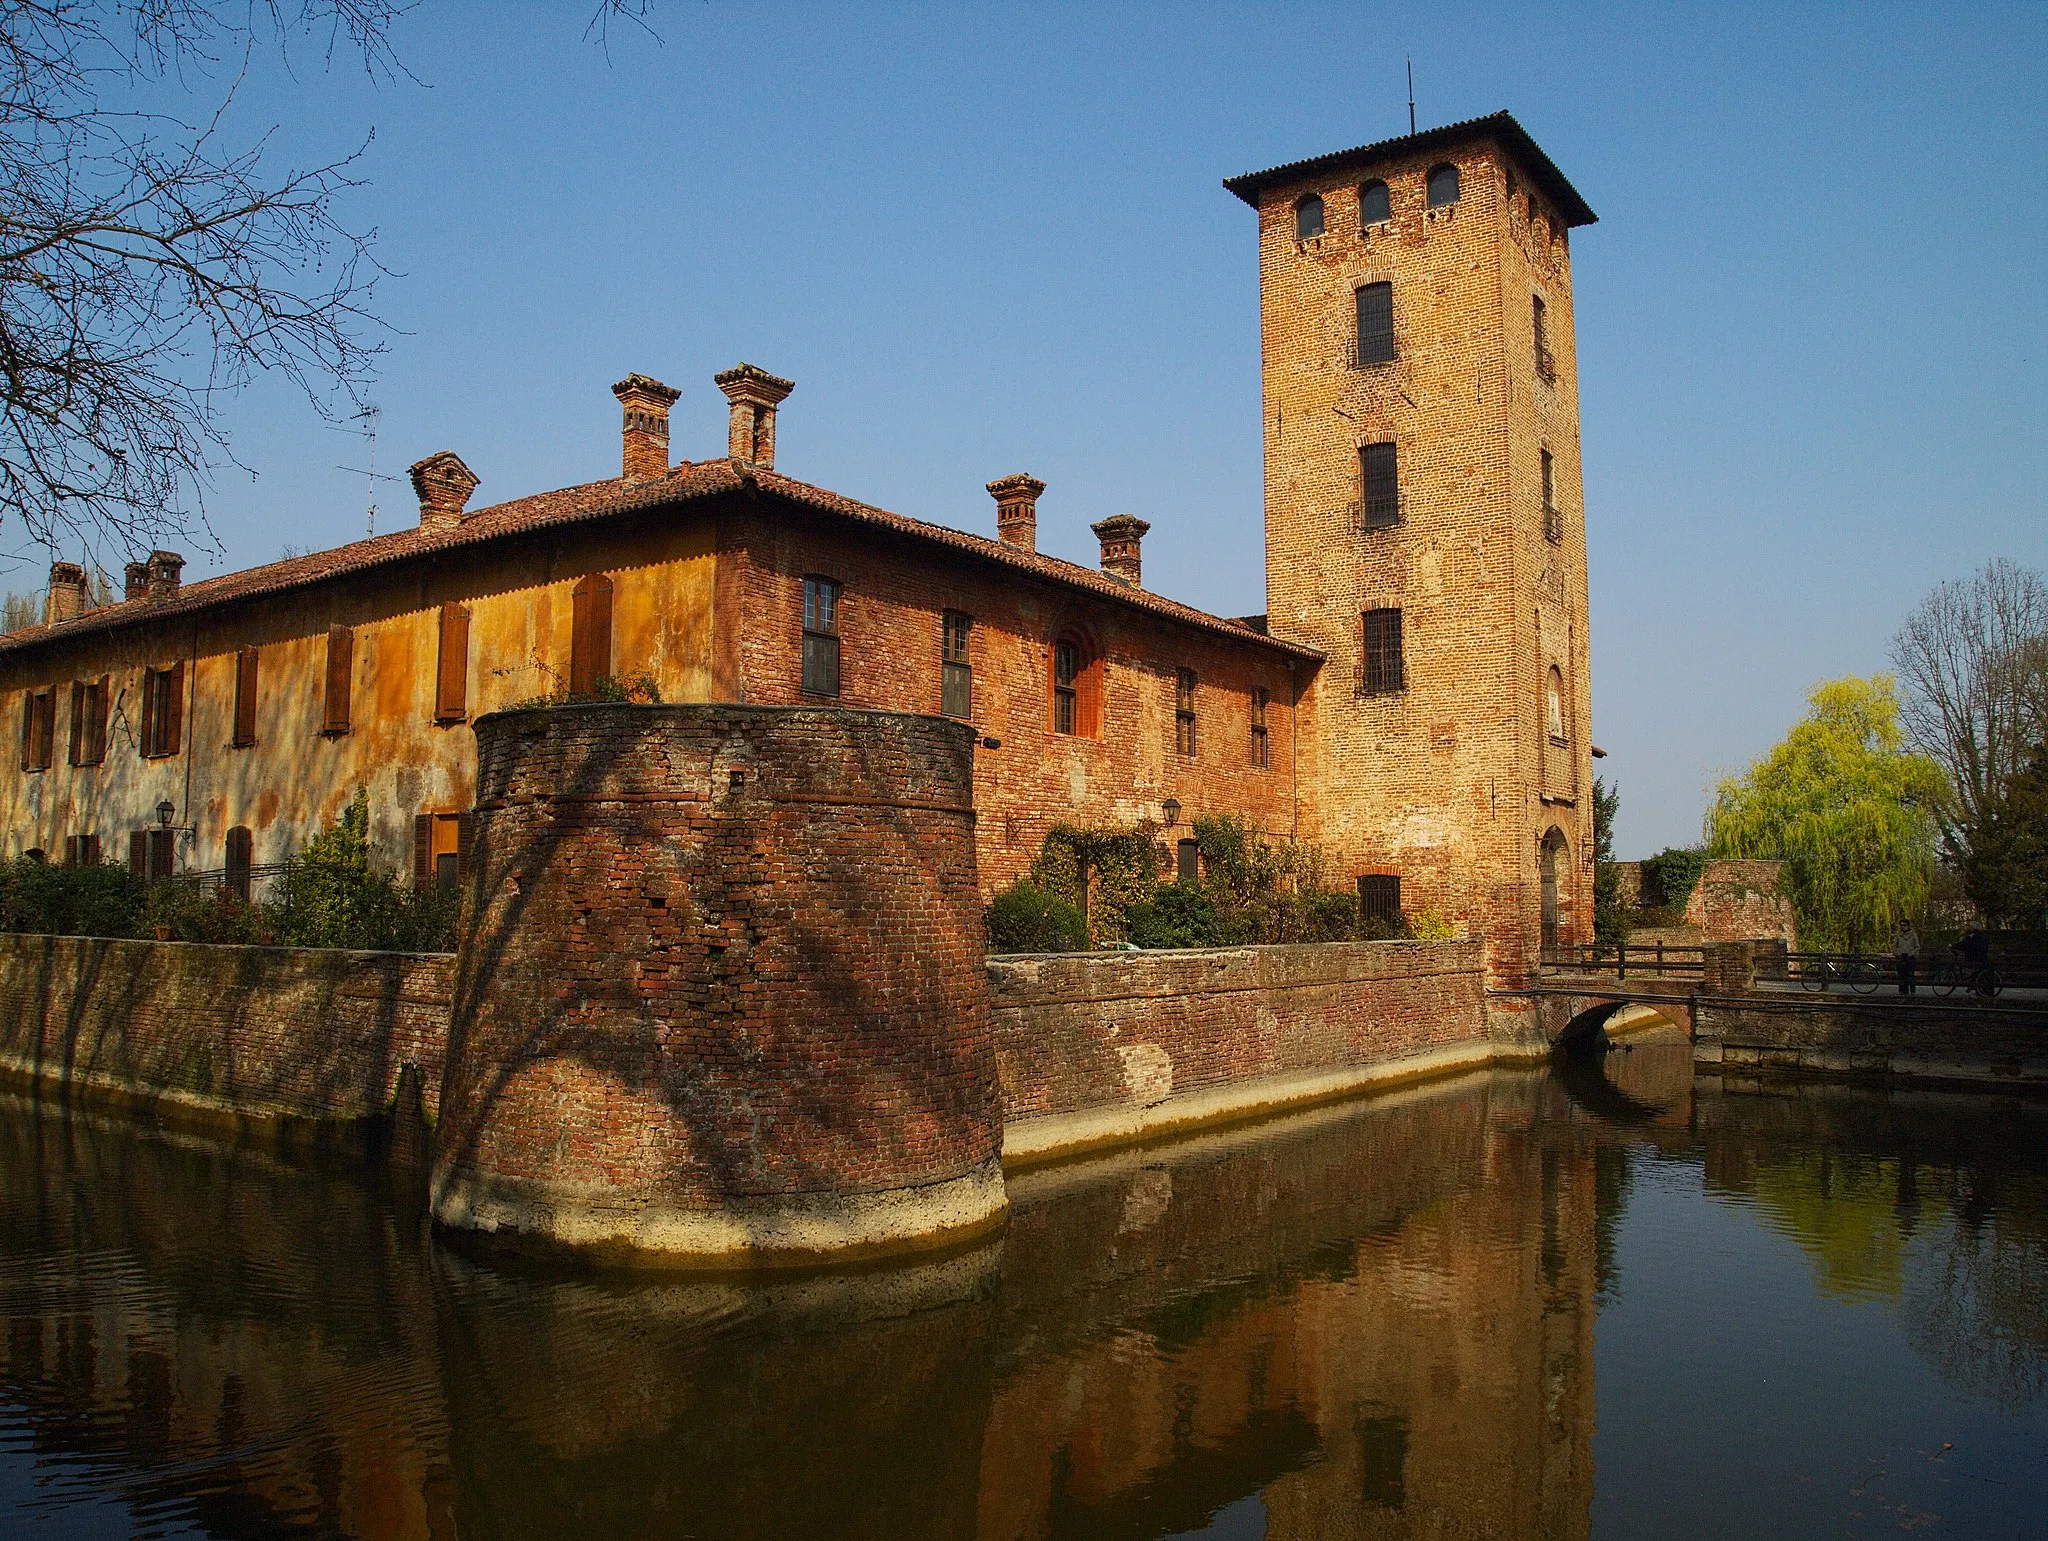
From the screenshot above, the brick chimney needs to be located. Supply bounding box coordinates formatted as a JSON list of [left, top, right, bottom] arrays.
[[43, 562, 88, 625], [612, 373, 681, 482], [1090, 515, 1150, 587], [143, 550, 183, 600], [714, 363, 794, 469], [124, 561, 148, 601], [408, 450, 481, 533], [986, 474, 1046, 554]]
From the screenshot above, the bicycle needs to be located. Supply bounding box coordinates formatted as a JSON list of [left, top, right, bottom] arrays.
[[1932, 959, 2003, 999], [1797, 953, 1882, 993]]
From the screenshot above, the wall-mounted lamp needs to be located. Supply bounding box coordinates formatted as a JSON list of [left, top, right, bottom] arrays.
[[156, 799, 176, 829], [1161, 798, 1181, 828]]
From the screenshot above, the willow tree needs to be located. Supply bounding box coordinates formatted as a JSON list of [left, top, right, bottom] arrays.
[[1706, 676, 1946, 951]]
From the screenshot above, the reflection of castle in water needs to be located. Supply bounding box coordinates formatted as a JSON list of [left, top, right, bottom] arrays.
[[3, 1060, 2041, 1538]]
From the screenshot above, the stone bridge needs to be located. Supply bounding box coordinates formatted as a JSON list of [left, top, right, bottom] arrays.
[[1511, 941, 2048, 1090]]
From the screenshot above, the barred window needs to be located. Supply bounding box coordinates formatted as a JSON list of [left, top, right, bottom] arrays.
[[1358, 179, 1390, 225], [1426, 162, 1460, 207], [1295, 192, 1325, 240], [801, 577, 841, 697], [1355, 282, 1395, 365], [1053, 638, 1080, 736], [1362, 609, 1404, 694], [1541, 449, 1561, 543], [1251, 687, 1270, 769], [1362, 442, 1399, 528], [1174, 668, 1197, 758], [941, 611, 972, 719], [1359, 873, 1401, 927]]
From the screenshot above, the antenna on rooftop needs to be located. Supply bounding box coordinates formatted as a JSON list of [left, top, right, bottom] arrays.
[[1407, 59, 1416, 134], [334, 403, 400, 538]]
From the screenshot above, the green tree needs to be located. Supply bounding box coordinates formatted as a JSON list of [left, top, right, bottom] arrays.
[[1706, 676, 1946, 951], [1592, 776, 1631, 947], [1962, 744, 2048, 930]]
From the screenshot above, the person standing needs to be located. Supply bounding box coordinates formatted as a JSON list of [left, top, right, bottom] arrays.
[[1892, 919, 1920, 996]]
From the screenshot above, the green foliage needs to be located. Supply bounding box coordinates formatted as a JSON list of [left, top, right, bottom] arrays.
[[1591, 777, 1631, 946], [1125, 881, 1222, 949], [507, 673, 664, 711], [274, 789, 457, 952], [1639, 847, 1709, 915], [1030, 823, 1160, 944], [0, 856, 147, 938], [1962, 744, 2048, 929], [1407, 906, 1456, 941], [1706, 675, 1947, 951], [984, 880, 1088, 954]]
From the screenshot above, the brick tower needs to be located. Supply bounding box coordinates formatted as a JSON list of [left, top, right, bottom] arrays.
[[1226, 112, 1598, 981]]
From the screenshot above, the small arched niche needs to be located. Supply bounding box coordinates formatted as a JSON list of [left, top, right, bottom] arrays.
[[1426, 162, 1461, 208], [1294, 192, 1326, 240], [1358, 179, 1390, 225]]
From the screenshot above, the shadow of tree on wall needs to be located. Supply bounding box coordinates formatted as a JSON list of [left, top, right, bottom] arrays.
[[432, 704, 1000, 1250]]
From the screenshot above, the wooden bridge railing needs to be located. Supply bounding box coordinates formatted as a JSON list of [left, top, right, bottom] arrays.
[[1540, 941, 1706, 980]]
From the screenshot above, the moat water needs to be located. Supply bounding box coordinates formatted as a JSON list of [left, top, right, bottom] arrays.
[[3, 1030, 2046, 1539]]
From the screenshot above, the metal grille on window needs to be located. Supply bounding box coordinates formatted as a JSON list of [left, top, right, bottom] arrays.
[[1361, 442, 1399, 528], [1355, 282, 1394, 366], [1251, 687, 1270, 769], [1359, 873, 1401, 927], [1175, 669, 1197, 757], [1053, 639, 1080, 735], [1541, 449, 1561, 543], [1362, 609, 1404, 694], [941, 611, 972, 719], [801, 577, 841, 697]]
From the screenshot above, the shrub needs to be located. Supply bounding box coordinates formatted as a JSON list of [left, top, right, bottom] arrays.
[[1125, 881, 1222, 949], [985, 880, 1087, 953], [1030, 824, 1159, 944], [1639, 847, 1710, 916], [0, 856, 147, 938], [1407, 906, 1456, 940]]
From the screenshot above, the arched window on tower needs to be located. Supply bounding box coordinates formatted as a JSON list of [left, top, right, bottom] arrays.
[[1050, 631, 1101, 737], [1426, 162, 1461, 208], [1294, 193, 1325, 240], [1358, 179, 1390, 225], [1546, 667, 1567, 744]]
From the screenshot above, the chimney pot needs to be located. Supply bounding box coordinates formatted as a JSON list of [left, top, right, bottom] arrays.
[[44, 562, 88, 626], [408, 450, 481, 533], [1090, 514, 1150, 587], [713, 363, 794, 469], [143, 550, 183, 600], [986, 474, 1046, 553], [124, 561, 149, 602], [612, 373, 682, 482]]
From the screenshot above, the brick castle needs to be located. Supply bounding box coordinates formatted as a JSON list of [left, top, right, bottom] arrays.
[[0, 112, 1597, 982]]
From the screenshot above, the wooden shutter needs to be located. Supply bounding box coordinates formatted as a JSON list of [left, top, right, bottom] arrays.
[[18, 692, 30, 770], [324, 625, 353, 734], [413, 813, 433, 887], [140, 667, 158, 757], [91, 677, 108, 763], [569, 575, 613, 697], [161, 662, 182, 757], [436, 603, 470, 721], [233, 647, 259, 746], [129, 830, 148, 876], [68, 682, 84, 765], [81, 833, 99, 867], [456, 811, 475, 884], [148, 828, 174, 880]]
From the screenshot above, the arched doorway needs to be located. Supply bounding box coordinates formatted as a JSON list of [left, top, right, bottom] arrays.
[[1540, 827, 1569, 953]]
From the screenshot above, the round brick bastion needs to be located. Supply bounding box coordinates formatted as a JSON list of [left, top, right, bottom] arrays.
[[430, 703, 1007, 1268]]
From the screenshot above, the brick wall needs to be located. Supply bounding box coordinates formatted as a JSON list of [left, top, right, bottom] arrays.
[[0, 933, 451, 1132], [1253, 130, 1594, 980], [716, 507, 1306, 892], [1611, 859, 1797, 945], [989, 938, 1488, 1129], [435, 703, 1006, 1259]]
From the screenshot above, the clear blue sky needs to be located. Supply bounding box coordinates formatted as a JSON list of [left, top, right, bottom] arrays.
[[24, 2, 2045, 858]]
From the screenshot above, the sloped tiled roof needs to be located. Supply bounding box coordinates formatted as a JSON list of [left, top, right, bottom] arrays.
[[1223, 110, 1597, 228], [0, 460, 1323, 663]]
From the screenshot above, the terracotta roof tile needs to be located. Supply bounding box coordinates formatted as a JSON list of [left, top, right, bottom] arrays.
[[0, 460, 1322, 664]]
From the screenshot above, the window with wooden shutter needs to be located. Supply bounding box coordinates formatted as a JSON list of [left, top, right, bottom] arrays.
[[233, 646, 259, 746], [225, 826, 253, 902], [412, 813, 433, 887], [68, 682, 85, 765], [569, 575, 613, 697], [64, 832, 100, 867], [1355, 281, 1395, 365], [128, 830, 148, 876], [1251, 687, 1270, 769], [436, 603, 470, 721], [415, 812, 465, 891], [90, 676, 108, 763], [70, 676, 107, 766], [147, 827, 174, 880], [21, 689, 53, 771], [323, 625, 353, 734], [139, 664, 182, 757], [139, 668, 156, 758], [1174, 669, 1197, 758]]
